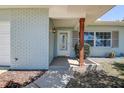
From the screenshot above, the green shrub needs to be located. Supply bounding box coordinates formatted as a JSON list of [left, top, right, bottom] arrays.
[[74, 43, 91, 59], [74, 43, 80, 58], [84, 43, 90, 58]]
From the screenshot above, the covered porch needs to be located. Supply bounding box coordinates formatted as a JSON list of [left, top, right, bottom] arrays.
[[49, 5, 113, 67]]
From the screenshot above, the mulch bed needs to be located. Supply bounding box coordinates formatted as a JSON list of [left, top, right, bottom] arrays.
[[0, 71, 45, 88], [66, 70, 124, 88]]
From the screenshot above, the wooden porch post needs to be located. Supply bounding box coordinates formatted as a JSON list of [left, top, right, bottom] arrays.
[[79, 18, 85, 67]]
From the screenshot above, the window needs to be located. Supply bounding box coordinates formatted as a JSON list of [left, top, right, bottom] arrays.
[[84, 32, 112, 47], [60, 33, 68, 50], [84, 32, 94, 46], [96, 32, 111, 47]]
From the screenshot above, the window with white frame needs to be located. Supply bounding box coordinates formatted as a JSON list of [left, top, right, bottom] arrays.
[[84, 32, 94, 46], [96, 32, 111, 47], [84, 32, 111, 47]]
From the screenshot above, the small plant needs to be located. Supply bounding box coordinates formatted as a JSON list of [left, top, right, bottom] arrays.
[[74, 43, 91, 59], [108, 51, 116, 58], [84, 43, 90, 59], [74, 43, 80, 58]]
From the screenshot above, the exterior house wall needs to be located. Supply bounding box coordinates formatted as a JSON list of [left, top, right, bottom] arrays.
[[0, 21, 10, 66], [85, 25, 124, 57], [0, 9, 49, 69], [54, 32, 57, 57], [57, 25, 124, 57], [71, 30, 79, 57], [49, 19, 55, 64]]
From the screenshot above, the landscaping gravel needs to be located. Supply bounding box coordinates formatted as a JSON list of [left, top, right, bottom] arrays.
[[66, 70, 124, 88], [0, 71, 45, 88]]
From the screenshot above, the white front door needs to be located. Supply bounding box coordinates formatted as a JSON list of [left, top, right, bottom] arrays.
[[57, 31, 71, 56]]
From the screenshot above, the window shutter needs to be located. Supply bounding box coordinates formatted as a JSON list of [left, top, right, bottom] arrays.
[[112, 31, 119, 48], [72, 31, 79, 47]]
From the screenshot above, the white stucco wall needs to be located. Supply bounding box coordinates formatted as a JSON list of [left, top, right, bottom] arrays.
[[49, 19, 55, 64], [0, 9, 49, 69], [0, 21, 10, 66], [55, 26, 124, 57], [85, 25, 124, 57]]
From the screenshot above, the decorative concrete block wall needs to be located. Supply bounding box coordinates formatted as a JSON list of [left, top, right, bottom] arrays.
[[10, 8, 49, 69]]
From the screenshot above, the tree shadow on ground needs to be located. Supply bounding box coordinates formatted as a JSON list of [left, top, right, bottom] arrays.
[[112, 62, 124, 75], [66, 70, 124, 88]]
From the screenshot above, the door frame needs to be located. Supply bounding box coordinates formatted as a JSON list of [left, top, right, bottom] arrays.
[[57, 30, 71, 56]]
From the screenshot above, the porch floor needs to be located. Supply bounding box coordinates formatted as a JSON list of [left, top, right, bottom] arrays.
[[50, 57, 79, 67], [49, 57, 96, 71]]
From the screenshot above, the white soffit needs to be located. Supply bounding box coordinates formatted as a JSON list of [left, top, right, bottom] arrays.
[[52, 19, 79, 28], [91, 21, 124, 26], [50, 5, 114, 27], [0, 5, 114, 27], [49, 6, 86, 18], [0, 5, 50, 8]]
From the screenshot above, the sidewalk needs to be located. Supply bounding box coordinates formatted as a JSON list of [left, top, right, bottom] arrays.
[[25, 68, 74, 88]]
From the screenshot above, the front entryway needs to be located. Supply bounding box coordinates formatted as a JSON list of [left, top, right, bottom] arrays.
[[57, 31, 71, 56]]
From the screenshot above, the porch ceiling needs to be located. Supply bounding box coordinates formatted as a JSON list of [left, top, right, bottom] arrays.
[[52, 19, 79, 28], [50, 5, 114, 28], [0, 5, 114, 28]]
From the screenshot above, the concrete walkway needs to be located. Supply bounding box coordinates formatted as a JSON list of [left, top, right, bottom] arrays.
[[25, 57, 98, 88], [26, 68, 74, 88]]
